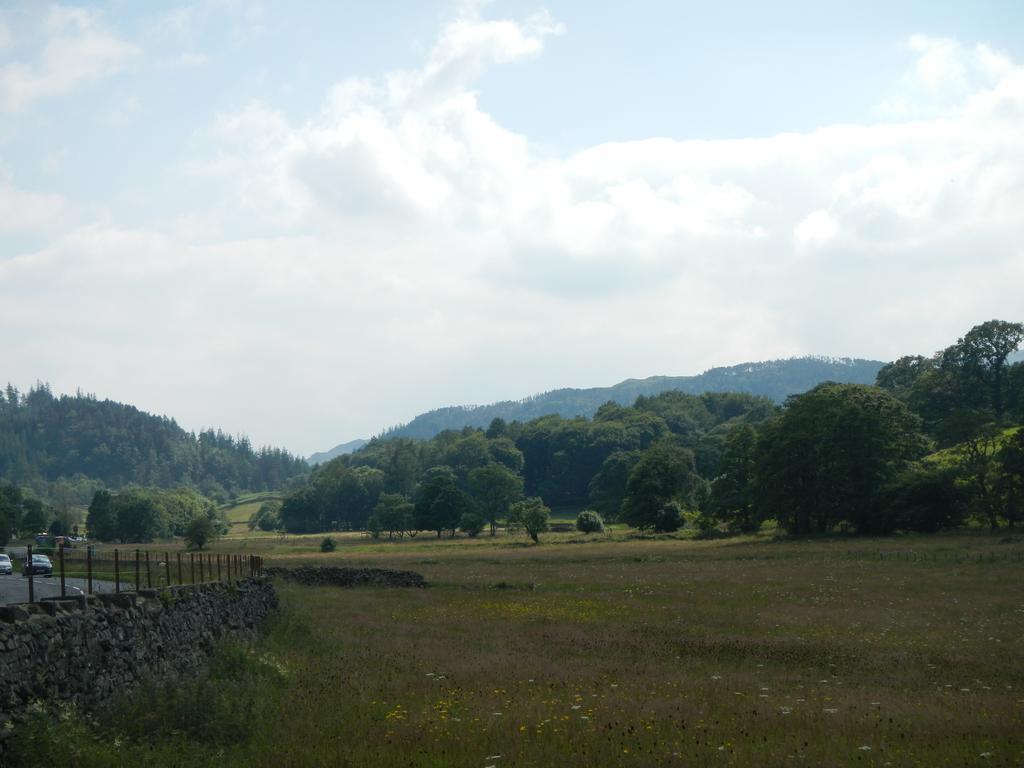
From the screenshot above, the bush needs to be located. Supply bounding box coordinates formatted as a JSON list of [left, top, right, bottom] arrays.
[[509, 497, 551, 543], [576, 510, 604, 534], [652, 501, 684, 533], [459, 511, 486, 537], [320, 537, 337, 552], [184, 515, 217, 550]]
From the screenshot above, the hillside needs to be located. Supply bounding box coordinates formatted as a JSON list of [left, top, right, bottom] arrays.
[[371, 356, 884, 442], [308, 439, 368, 466], [0, 383, 307, 502]]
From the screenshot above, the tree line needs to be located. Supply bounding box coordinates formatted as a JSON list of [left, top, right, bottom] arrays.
[[0, 482, 229, 547], [276, 320, 1023, 540], [275, 390, 778, 536], [0, 385, 308, 504]]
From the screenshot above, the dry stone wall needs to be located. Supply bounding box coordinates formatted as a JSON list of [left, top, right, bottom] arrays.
[[0, 577, 276, 731], [266, 565, 427, 588]]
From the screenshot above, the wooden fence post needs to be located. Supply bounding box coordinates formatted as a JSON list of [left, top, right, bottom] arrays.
[[26, 544, 34, 603], [59, 542, 66, 598]]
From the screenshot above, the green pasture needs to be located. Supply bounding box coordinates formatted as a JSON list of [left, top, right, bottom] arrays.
[[8, 531, 1024, 767]]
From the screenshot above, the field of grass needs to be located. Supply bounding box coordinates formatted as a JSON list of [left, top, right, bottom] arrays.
[[219, 493, 284, 537], [9, 531, 1024, 767]]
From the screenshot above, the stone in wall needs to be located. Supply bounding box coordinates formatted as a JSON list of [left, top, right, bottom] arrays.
[[0, 577, 277, 736]]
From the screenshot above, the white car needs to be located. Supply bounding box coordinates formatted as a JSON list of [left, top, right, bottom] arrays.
[[0, 554, 12, 575]]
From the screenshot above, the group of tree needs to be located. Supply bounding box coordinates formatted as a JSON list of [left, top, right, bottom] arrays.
[[707, 320, 1024, 534], [0, 483, 74, 546], [280, 320, 1023, 540], [86, 486, 228, 545], [0, 384, 307, 504], [278, 391, 775, 538]]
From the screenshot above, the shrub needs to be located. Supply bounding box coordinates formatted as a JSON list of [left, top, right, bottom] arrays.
[[652, 501, 684, 533], [320, 536, 337, 552], [184, 515, 217, 550], [508, 497, 550, 543], [576, 510, 604, 534], [459, 511, 486, 537]]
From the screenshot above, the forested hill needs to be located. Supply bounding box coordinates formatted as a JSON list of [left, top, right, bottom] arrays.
[[0, 384, 307, 502], [378, 357, 883, 441]]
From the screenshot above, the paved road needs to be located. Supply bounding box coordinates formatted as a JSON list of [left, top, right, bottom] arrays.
[[0, 575, 118, 604]]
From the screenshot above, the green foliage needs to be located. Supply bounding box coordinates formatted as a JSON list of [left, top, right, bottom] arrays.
[[19, 496, 49, 537], [279, 463, 384, 533], [508, 497, 550, 543], [468, 462, 523, 535], [458, 510, 487, 537], [996, 428, 1024, 527], [881, 465, 968, 533], [652, 501, 685, 533], [320, 536, 337, 552], [366, 493, 414, 539], [621, 442, 698, 530], [87, 486, 224, 543], [184, 515, 217, 550], [706, 424, 759, 532], [0, 383, 306, 498], [878, 320, 1024, 442], [381, 357, 882, 439], [248, 500, 282, 531], [755, 383, 928, 534], [415, 474, 473, 538], [0, 482, 40, 546], [575, 510, 604, 534], [587, 450, 640, 521]]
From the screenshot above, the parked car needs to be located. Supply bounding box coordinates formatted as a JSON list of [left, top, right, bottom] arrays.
[[23, 554, 53, 576], [0, 554, 11, 575]]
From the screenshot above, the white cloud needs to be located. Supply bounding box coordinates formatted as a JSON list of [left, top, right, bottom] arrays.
[[794, 210, 838, 249], [3, 13, 1024, 452], [0, 170, 66, 233], [0, 5, 139, 112]]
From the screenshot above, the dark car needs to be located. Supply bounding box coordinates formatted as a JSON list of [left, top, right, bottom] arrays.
[[23, 554, 53, 576]]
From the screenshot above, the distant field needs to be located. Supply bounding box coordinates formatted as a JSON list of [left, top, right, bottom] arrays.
[[10, 531, 1024, 767], [219, 494, 284, 536]]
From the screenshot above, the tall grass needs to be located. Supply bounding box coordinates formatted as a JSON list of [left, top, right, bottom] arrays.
[[7, 533, 1024, 766]]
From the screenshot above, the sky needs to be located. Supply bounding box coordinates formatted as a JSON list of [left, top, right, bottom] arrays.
[[1, 1, 1023, 457]]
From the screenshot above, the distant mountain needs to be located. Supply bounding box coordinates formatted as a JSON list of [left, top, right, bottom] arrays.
[[357, 356, 884, 443], [308, 439, 368, 465]]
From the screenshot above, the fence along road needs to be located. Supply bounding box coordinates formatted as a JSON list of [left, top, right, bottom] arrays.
[[1, 544, 264, 605]]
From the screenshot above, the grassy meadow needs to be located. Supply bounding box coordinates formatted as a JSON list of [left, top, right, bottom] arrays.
[[9, 529, 1024, 767]]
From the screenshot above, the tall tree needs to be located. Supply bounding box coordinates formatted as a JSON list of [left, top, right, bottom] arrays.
[[620, 442, 698, 531], [468, 462, 523, 536], [706, 424, 759, 532], [942, 320, 1024, 425], [587, 450, 640, 521], [415, 475, 472, 538], [755, 383, 928, 534], [996, 429, 1024, 528]]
